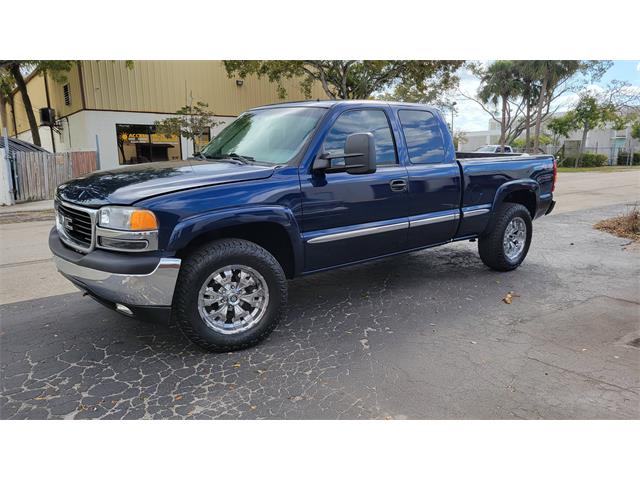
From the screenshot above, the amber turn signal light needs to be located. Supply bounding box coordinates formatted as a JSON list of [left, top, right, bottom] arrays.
[[130, 210, 158, 230]]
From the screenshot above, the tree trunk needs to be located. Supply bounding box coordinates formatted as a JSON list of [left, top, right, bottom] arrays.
[[0, 91, 8, 133], [500, 95, 507, 150], [9, 63, 41, 146], [524, 101, 531, 153], [533, 74, 548, 151], [576, 124, 589, 167]]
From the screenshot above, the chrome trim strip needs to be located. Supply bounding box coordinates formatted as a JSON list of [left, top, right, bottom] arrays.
[[96, 226, 159, 252], [409, 213, 459, 228], [463, 208, 490, 218], [307, 221, 409, 244], [54, 256, 181, 307]]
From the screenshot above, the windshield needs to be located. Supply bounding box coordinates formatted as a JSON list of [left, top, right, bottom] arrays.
[[200, 107, 325, 165]]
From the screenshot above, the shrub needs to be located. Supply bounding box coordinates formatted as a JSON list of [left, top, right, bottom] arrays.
[[563, 153, 608, 167], [617, 151, 640, 166]]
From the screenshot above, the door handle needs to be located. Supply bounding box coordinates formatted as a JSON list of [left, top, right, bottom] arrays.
[[389, 179, 407, 192]]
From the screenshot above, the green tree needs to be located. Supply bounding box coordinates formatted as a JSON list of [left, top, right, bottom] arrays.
[[0, 61, 75, 146], [569, 94, 616, 167], [477, 61, 522, 150], [461, 61, 611, 150], [223, 60, 463, 100], [452, 130, 467, 150], [529, 61, 611, 151], [154, 101, 220, 156], [0, 70, 15, 133], [512, 61, 540, 152], [631, 120, 640, 141], [0, 60, 134, 146], [546, 112, 576, 147]]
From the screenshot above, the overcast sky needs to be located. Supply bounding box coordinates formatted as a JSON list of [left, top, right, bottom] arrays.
[[452, 60, 640, 133]]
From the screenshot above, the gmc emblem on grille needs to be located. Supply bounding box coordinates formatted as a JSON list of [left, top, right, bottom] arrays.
[[61, 215, 73, 231]]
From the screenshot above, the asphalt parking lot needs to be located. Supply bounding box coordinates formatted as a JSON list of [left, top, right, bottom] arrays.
[[1, 172, 639, 419]]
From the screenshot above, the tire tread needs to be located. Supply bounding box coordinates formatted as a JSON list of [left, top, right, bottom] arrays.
[[172, 238, 287, 352]]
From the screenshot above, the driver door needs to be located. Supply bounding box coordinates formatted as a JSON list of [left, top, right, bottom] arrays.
[[300, 108, 409, 272]]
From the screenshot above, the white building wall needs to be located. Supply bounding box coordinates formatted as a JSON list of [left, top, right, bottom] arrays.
[[18, 111, 235, 170]]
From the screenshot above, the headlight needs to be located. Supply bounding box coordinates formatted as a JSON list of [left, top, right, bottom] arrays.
[[98, 207, 158, 231]]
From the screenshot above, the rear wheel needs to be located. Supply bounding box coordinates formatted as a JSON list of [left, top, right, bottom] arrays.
[[173, 239, 287, 352], [478, 202, 532, 271]]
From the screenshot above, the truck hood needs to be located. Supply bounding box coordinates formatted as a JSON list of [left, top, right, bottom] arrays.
[[56, 160, 276, 207]]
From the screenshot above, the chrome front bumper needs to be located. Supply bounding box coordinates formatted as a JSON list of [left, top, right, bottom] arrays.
[[53, 255, 182, 307]]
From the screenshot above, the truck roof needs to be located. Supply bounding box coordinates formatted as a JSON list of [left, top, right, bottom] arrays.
[[250, 99, 440, 111]]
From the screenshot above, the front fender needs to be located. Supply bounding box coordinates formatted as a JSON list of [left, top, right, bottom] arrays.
[[167, 205, 304, 273]]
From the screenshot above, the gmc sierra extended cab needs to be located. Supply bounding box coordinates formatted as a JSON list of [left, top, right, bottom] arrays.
[[50, 101, 556, 352]]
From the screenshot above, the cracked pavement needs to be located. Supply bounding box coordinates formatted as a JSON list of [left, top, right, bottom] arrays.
[[1, 203, 639, 419]]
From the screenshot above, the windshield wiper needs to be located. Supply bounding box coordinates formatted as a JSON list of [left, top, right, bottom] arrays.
[[227, 153, 254, 162], [204, 153, 255, 164]]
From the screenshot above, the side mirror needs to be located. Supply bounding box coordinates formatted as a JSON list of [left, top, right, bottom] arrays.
[[312, 132, 377, 174], [344, 132, 376, 174]]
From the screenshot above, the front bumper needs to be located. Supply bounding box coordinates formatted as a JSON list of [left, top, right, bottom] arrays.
[[54, 256, 181, 307], [50, 228, 181, 308]]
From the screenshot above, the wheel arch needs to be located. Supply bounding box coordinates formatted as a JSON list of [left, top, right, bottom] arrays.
[[169, 206, 303, 279]]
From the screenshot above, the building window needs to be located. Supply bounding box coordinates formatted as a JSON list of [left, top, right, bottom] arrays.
[[63, 84, 71, 106], [115, 124, 181, 165]]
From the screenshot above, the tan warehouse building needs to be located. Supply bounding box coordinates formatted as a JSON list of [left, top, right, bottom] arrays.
[[1, 61, 327, 170]]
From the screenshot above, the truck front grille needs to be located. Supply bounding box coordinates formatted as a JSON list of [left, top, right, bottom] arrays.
[[56, 200, 96, 252]]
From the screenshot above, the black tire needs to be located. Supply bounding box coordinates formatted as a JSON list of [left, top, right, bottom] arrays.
[[173, 238, 287, 352], [478, 202, 532, 271]]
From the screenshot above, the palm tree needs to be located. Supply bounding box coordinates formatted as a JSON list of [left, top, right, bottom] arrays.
[[529, 61, 581, 151], [513, 61, 540, 152], [478, 61, 521, 151]]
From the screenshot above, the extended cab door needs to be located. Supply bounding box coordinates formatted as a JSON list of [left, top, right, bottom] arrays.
[[300, 107, 409, 272], [395, 109, 461, 249]]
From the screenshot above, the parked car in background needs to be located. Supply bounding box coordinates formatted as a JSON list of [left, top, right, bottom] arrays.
[[475, 145, 514, 154], [50, 101, 556, 352]]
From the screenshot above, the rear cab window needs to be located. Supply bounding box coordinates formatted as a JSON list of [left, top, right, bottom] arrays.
[[398, 110, 445, 164]]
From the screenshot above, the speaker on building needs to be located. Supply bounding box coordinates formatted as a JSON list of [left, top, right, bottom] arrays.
[[40, 108, 56, 126]]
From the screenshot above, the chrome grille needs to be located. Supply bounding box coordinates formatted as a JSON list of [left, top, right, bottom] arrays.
[[55, 200, 96, 252]]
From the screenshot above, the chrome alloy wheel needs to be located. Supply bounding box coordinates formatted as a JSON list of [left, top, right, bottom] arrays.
[[197, 265, 269, 335], [503, 217, 527, 261]]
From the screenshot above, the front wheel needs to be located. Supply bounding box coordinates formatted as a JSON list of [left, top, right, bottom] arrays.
[[478, 202, 532, 271], [172, 239, 287, 352]]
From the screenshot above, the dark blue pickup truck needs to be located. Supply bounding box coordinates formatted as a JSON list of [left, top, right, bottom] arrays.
[[50, 100, 556, 351]]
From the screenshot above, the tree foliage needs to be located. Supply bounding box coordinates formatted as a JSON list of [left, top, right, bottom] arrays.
[[154, 101, 219, 155], [546, 113, 575, 140], [476, 61, 522, 149], [0, 70, 15, 132], [632, 120, 640, 141], [452, 130, 467, 150], [460, 60, 612, 150], [223, 60, 463, 100], [0, 60, 133, 146]]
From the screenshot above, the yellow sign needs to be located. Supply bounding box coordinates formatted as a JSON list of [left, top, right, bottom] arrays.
[[121, 132, 179, 143]]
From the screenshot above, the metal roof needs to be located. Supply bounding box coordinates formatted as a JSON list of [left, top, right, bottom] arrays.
[[0, 137, 50, 157]]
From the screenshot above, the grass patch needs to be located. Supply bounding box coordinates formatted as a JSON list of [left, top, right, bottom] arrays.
[[558, 166, 640, 173], [594, 206, 640, 242]]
